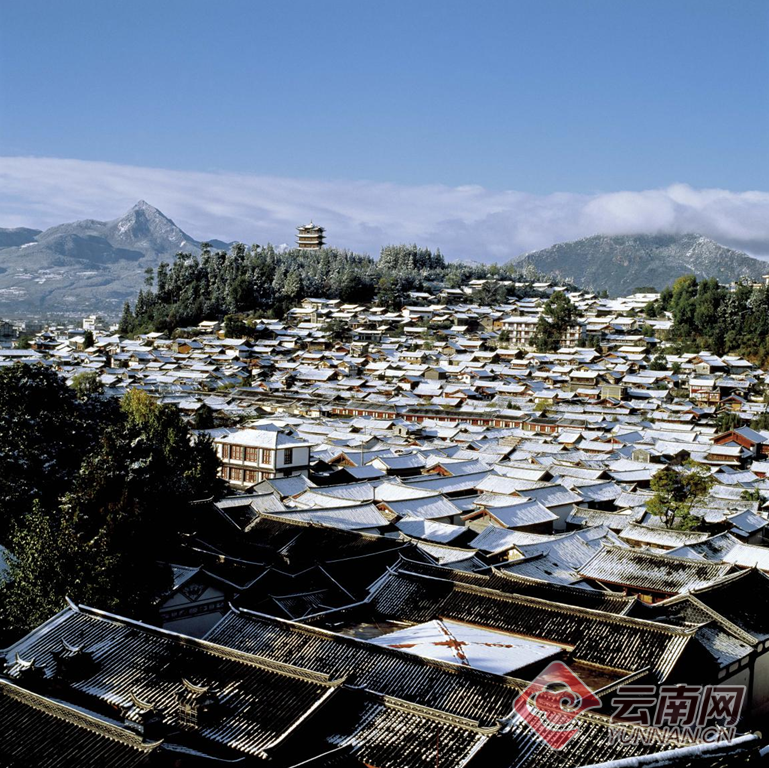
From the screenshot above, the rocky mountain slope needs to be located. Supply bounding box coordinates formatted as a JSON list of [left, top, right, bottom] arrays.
[[514, 233, 768, 296], [0, 202, 226, 316]]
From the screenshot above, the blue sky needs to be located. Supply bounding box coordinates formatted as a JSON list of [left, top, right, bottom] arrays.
[[1, 0, 768, 258]]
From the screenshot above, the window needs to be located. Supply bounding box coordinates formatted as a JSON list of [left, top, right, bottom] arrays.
[[283, 448, 294, 465], [231, 446, 244, 461], [244, 469, 258, 484], [227, 467, 244, 482], [261, 448, 271, 465], [245, 447, 258, 463]]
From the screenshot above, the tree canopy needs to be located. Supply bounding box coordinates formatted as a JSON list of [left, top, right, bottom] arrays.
[[646, 275, 769, 365], [0, 364, 223, 639], [646, 463, 713, 530], [532, 291, 579, 352]]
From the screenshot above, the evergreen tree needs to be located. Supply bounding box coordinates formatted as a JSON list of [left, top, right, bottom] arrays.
[[646, 463, 713, 530], [532, 292, 578, 352], [0, 363, 97, 542], [1, 501, 68, 635], [715, 410, 742, 433], [119, 301, 135, 335], [191, 403, 215, 430], [0, 369, 223, 637], [71, 371, 104, 400]]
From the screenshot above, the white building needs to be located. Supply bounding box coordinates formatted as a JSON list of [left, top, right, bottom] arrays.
[[214, 425, 312, 488]]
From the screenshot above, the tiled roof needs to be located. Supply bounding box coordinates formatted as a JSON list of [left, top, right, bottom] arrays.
[[365, 569, 694, 681], [579, 546, 733, 594]]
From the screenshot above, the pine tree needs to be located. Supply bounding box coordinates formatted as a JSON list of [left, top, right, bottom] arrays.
[[533, 292, 578, 352], [119, 301, 135, 335]]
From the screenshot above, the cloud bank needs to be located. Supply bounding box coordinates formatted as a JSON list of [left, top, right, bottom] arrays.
[[1, 156, 769, 261]]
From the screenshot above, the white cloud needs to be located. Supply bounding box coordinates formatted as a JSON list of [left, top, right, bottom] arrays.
[[1, 156, 769, 260]]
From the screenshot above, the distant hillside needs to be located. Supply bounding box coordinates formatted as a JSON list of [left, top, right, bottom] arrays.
[[0, 202, 233, 316], [513, 233, 768, 296], [0, 228, 41, 249]]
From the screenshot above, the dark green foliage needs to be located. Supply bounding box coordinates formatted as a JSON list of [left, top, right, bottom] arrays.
[[532, 292, 579, 352], [379, 244, 445, 273], [118, 301, 135, 335], [648, 350, 668, 371], [0, 366, 223, 637], [646, 463, 713, 530], [71, 371, 104, 400], [223, 315, 251, 339], [191, 403, 215, 430], [643, 301, 659, 318], [715, 410, 742, 433], [471, 281, 507, 305], [664, 275, 769, 364], [1, 502, 67, 633], [121, 243, 382, 333], [376, 275, 407, 311], [0, 363, 101, 542]]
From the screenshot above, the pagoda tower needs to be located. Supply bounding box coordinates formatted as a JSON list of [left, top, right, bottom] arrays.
[[296, 221, 325, 250]]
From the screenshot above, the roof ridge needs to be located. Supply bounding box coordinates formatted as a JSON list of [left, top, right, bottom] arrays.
[[590, 544, 735, 569], [689, 565, 766, 592], [396, 569, 695, 636], [657, 595, 758, 646], [381, 693, 502, 734], [490, 566, 633, 602], [0, 678, 161, 751], [75, 603, 345, 686]]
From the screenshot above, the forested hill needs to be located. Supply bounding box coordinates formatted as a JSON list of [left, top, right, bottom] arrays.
[[514, 233, 768, 296], [119, 242, 532, 334], [642, 275, 769, 365]]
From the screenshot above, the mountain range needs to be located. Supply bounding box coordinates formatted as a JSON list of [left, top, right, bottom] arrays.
[[2, 202, 767, 315], [0, 202, 232, 316], [513, 233, 769, 297]]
